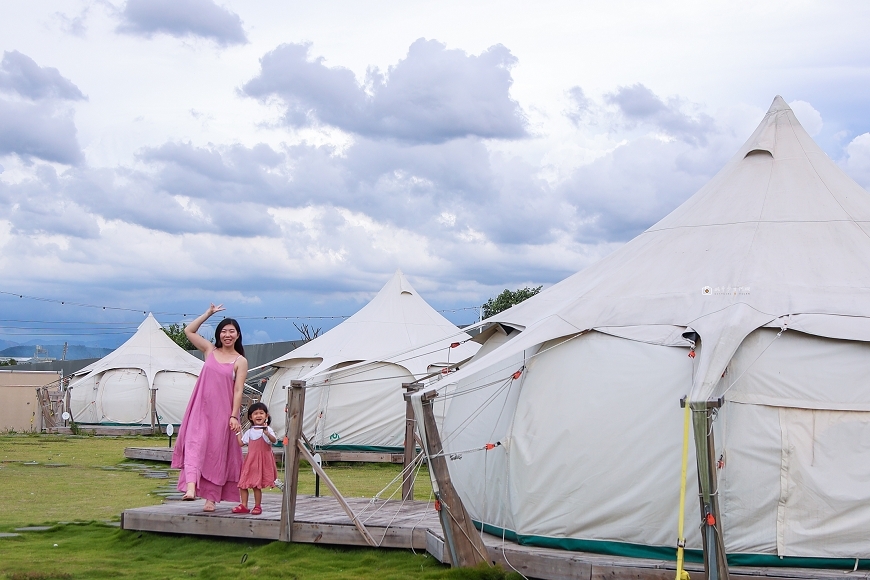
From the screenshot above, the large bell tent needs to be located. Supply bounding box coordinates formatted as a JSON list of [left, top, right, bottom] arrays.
[[259, 269, 478, 451], [421, 97, 870, 568], [68, 314, 203, 426]]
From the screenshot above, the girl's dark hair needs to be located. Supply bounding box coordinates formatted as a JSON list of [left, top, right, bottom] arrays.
[[247, 402, 271, 425], [214, 318, 245, 356]]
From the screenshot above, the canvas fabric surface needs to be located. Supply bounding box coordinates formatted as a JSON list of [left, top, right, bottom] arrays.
[[260, 270, 478, 444], [68, 314, 202, 424], [420, 98, 870, 560]]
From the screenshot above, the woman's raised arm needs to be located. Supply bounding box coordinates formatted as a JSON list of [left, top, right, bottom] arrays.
[[184, 304, 224, 354]]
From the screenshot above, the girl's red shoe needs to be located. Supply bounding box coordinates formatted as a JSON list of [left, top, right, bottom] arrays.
[[232, 504, 250, 514], [251, 505, 262, 515]]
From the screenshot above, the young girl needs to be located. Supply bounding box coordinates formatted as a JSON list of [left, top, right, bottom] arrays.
[[233, 402, 278, 515]]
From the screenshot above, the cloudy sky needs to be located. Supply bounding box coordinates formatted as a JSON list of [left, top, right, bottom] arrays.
[[2, 0, 870, 347]]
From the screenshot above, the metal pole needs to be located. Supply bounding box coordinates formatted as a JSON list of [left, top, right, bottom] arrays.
[[692, 399, 729, 580]]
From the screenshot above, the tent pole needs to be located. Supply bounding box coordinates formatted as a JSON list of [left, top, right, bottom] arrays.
[[279, 380, 306, 542], [416, 390, 489, 568], [402, 382, 422, 501], [691, 398, 729, 580], [150, 388, 158, 435], [64, 386, 71, 427]]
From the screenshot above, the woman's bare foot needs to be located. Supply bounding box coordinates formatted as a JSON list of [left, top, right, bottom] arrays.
[[182, 483, 196, 501], [203, 500, 216, 512]]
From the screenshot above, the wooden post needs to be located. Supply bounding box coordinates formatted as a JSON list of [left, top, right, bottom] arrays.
[[150, 389, 158, 435], [64, 388, 71, 426], [279, 380, 306, 542], [418, 390, 489, 568], [402, 382, 422, 501], [692, 399, 729, 580]]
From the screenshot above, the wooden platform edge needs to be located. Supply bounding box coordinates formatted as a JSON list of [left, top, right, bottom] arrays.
[[124, 447, 173, 461], [48, 426, 154, 436], [120, 510, 430, 550], [119, 505, 862, 580], [479, 534, 862, 580], [123, 446, 403, 464]]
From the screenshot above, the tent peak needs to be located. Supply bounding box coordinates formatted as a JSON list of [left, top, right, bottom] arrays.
[[140, 312, 160, 330], [767, 95, 791, 114], [389, 269, 415, 295]]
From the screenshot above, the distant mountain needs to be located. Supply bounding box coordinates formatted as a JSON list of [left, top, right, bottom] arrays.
[[0, 344, 114, 360], [0, 339, 19, 350]]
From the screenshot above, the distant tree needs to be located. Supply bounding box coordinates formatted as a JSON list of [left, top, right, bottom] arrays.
[[162, 323, 195, 351], [0, 359, 17, 366], [293, 322, 322, 343], [481, 286, 543, 319]]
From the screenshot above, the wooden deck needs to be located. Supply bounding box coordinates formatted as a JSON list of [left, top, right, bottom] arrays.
[[121, 496, 865, 580], [48, 426, 156, 436], [124, 446, 404, 464], [122, 494, 441, 552]]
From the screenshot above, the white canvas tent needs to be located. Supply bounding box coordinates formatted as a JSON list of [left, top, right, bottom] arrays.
[[68, 314, 203, 425], [260, 270, 478, 451], [419, 97, 870, 568]]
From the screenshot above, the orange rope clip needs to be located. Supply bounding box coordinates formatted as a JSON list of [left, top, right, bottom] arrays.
[[705, 513, 716, 526], [450, 342, 460, 348], [434, 500, 441, 512], [688, 350, 696, 359], [282, 436, 289, 446], [484, 443, 496, 450], [511, 369, 523, 380]]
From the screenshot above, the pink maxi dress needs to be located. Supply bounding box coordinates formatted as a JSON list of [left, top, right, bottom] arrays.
[[171, 351, 243, 503]]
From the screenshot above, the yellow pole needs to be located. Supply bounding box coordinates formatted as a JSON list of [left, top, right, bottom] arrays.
[[676, 399, 691, 580]]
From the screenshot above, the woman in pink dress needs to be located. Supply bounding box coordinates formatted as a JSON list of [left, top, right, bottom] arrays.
[[171, 304, 247, 512]]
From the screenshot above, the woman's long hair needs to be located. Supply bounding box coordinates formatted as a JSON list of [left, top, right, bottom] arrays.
[[214, 318, 245, 356]]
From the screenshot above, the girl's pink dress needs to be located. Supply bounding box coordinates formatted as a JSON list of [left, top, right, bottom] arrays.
[[171, 351, 243, 502], [238, 427, 278, 489]]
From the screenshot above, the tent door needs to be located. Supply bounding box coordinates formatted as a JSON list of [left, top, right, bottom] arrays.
[[776, 407, 870, 558]]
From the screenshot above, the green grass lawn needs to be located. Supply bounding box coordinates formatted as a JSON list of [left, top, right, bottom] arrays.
[[0, 434, 515, 580]]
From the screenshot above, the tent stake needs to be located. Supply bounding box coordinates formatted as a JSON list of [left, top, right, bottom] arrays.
[[416, 390, 489, 568], [279, 380, 306, 542]]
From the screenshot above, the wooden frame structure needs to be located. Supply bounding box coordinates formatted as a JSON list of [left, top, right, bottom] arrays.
[[279, 380, 376, 547], [414, 388, 489, 568], [277, 377, 489, 569]]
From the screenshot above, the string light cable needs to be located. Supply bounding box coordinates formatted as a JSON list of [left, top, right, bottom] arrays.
[[0, 289, 483, 321]]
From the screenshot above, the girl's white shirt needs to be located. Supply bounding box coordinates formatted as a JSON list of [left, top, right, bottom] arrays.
[[241, 426, 276, 444]]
